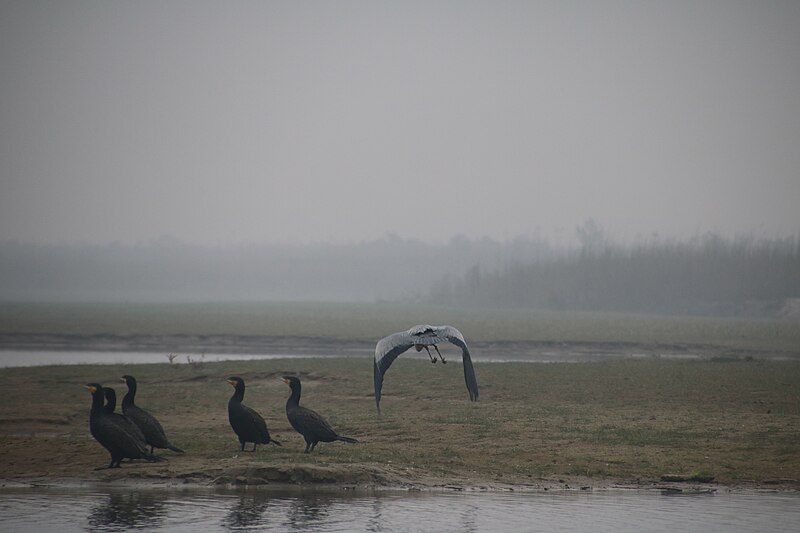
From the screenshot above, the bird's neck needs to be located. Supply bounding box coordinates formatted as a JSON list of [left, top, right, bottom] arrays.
[[121, 383, 136, 408], [91, 391, 105, 413], [230, 385, 245, 403], [286, 386, 301, 408]]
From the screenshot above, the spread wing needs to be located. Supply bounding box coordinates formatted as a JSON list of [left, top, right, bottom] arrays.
[[373, 325, 479, 413], [439, 325, 480, 404]]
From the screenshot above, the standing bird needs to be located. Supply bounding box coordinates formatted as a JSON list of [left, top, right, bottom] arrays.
[[374, 324, 479, 413], [282, 376, 358, 453], [85, 383, 163, 468], [103, 386, 147, 445], [120, 375, 184, 454], [226, 376, 281, 452]]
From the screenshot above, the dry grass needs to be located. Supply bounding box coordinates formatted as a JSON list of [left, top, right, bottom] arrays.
[[1, 356, 799, 488]]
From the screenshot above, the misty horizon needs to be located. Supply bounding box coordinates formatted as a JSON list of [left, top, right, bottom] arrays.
[[1, 210, 798, 249], [2, 228, 797, 319]]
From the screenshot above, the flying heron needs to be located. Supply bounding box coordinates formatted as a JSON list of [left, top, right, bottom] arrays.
[[373, 324, 479, 413]]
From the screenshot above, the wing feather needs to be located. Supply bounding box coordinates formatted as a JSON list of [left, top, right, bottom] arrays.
[[374, 331, 416, 413], [438, 325, 479, 402]]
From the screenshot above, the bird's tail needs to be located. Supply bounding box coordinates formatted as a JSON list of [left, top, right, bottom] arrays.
[[336, 436, 358, 444], [167, 444, 185, 453]]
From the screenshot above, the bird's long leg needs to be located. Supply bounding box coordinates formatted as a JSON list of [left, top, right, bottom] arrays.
[[424, 346, 437, 363], [433, 345, 446, 364]]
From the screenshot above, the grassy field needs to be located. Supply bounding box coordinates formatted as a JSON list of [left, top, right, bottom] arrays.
[[1, 301, 798, 489], [1, 356, 799, 489], [1, 301, 799, 352]]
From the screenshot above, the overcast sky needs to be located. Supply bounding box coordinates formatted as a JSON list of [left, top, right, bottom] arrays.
[[1, 1, 798, 246]]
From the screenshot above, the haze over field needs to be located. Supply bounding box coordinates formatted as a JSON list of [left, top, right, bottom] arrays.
[[1, 1, 799, 247], [1, 2, 799, 315]]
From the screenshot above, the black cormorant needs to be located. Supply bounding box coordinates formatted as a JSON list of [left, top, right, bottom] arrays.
[[120, 375, 184, 454], [103, 386, 147, 444], [226, 376, 281, 452], [86, 383, 163, 468], [282, 376, 357, 453]]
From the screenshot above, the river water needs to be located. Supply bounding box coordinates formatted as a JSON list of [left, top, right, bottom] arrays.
[[1, 484, 799, 532], [0, 350, 319, 368], [0, 347, 708, 368]]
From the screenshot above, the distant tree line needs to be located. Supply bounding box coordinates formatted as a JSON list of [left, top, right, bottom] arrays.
[[2, 227, 798, 317], [428, 229, 800, 317]]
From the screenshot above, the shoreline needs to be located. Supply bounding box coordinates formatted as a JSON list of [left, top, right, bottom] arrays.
[[2, 333, 797, 364], [4, 473, 797, 495], [6, 468, 795, 494]]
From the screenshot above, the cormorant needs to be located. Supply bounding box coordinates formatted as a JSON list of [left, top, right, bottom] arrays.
[[282, 376, 357, 453], [85, 383, 164, 468], [103, 386, 147, 444], [226, 376, 281, 452], [374, 324, 479, 413], [120, 375, 184, 454]]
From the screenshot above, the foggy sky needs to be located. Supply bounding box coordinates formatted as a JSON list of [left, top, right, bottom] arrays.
[[1, 1, 799, 246]]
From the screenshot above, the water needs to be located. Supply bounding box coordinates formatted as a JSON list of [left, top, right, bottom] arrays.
[[0, 349, 543, 368], [1, 485, 798, 532], [0, 350, 337, 368], [0, 348, 708, 368]]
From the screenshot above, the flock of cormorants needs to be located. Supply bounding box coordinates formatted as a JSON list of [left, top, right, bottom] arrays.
[[86, 374, 355, 468], [85, 324, 479, 469]]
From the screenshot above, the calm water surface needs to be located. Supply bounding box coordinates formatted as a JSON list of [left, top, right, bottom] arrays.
[[0, 350, 335, 368], [1, 485, 798, 532], [0, 348, 702, 368]]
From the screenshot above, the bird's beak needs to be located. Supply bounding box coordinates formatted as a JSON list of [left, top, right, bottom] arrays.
[[85, 385, 96, 393], [226, 379, 236, 386], [119, 377, 126, 383], [281, 378, 290, 385]]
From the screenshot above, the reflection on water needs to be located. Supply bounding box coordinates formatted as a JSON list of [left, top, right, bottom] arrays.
[[1, 485, 799, 532], [286, 495, 332, 529], [225, 493, 270, 529], [87, 491, 167, 531]]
